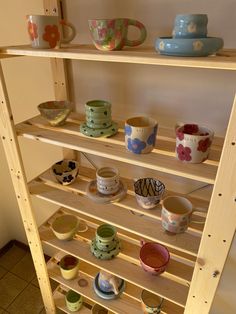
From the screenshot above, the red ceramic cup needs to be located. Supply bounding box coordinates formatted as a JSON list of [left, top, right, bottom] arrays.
[[139, 240, 170, 275]]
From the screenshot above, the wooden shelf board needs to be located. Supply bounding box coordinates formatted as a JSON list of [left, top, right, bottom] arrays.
[[76, 259, 184, 314], [43, 210, 194, 284], [1, 45, 236, 70], [17, 119, 218, 184], [38, 166, 208, 234], [48, 250, 188, 313], [48, 254, 145, 314], [31, 182, 201, 256]]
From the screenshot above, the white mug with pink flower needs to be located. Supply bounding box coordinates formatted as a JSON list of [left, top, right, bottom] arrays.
[[175, 124, 214, 163], [26, 15, 76, 49]]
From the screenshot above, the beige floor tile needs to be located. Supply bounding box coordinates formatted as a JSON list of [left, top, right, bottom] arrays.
[[11, 253, 36, 282], [7, 284, 44, 314], [0, 272, 28, 309], [31, 276, 39, 288], [0, 246, 26, 271], [0, 267, 7, 279]]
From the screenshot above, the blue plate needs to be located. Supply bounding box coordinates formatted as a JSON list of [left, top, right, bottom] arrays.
[[93, 273, 125, 300], [155, 37, 223, 57]]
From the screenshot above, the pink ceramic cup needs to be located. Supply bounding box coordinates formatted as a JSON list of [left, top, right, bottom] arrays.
[[139, 240, 170, 275], [175, 123, 214, 163]]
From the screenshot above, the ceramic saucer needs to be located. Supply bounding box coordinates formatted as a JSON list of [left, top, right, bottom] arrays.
[[80, 121, 118, 138], [91, 238, 121, 260], [86, 180, 127, 204], [155, 36, 223, 57], [93, 273, 125, 300]]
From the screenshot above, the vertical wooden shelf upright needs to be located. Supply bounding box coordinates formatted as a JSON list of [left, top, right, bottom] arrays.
[[0, 1, 236, 313]]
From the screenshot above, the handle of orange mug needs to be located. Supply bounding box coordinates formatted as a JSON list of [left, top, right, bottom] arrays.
[[125, 19, 147, 47], [60, 20, 76, 44], [191, 207, 207, 224]]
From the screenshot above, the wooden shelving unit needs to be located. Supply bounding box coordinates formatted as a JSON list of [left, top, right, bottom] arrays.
[[0, 1, 236, 313]]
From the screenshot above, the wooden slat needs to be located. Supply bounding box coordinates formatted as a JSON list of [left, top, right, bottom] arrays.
[[42, 210, 194, 284], [1, 45, 236, 70], [185, 94, 236, 313], [31, 182, 201, 256], [38, 167, 207, 234], [48, 254, 144, 314], [16, 122, 217, 184], [0, 63, 56, 313], [48, 249, 188, 308]]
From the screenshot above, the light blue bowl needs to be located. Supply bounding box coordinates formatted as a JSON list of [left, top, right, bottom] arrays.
[[155, 37, 224, 57]]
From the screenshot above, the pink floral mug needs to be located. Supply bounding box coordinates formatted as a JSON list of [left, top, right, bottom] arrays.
[[88, 18, 147, 51], [175, 124, 214, 163], [26, 15, 76, 49], [161, 196, 206, 234]]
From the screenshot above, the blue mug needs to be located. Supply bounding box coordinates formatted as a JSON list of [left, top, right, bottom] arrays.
[[172, 14, 208, 38]]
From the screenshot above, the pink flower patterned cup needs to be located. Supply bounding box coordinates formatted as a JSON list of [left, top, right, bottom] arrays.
[[175, 124, 214, 163], [161, 196, 206, 234], [139, 240, 170, 276], [88, 18, 147, 51]]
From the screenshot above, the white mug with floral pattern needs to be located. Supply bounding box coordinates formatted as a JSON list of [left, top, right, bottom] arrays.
[[26, 15, 76, 49], [175, 123, 214, 163]]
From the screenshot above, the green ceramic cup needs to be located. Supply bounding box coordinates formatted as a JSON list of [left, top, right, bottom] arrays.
[[65, 290, 83, 312], [96, 224, 117, 251], [85, 100, 112, 129]]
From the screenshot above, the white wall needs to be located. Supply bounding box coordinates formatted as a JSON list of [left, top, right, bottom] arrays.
[[0, 0, 235, 313]]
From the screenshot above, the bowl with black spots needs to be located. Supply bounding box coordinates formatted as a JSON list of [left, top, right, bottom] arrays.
[[51, 159, 79, 185]]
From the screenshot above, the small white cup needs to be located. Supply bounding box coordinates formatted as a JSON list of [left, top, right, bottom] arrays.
[[96, 167, 120, 195]]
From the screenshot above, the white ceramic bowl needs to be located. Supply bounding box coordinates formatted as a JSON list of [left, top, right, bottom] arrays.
[[51, 159, 79, 185], [51, 214, 79, 240]]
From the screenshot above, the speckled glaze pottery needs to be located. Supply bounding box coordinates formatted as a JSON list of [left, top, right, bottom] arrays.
[[96, 224, 117, 249], [161, 196, 205, 233], [96, 167, 120, 195], [91, 238, 121, 260], [134, 178, 165, 209], [175, 124, 214, 163], [65, 290, 83, 312], [156, 36, 223, 57], [141, 290, 164, 314], [80, 122, 118, 138], [139, 240, 170, 276], [88, 18, 147, 51], [85, 100, 112, 129], [27, 15, 76, 49], [51, 214, 79, 240], [37, 100, 72, 126], [172, 14, 208, 38], [98, 270, 123, 295], [93, 273, 125, 300], [80, 100, 118, 138], [51, 159, 79, 185], [86, 179, 127, 204], [125, 117, 158, 154], [59, 255, 79, 280]]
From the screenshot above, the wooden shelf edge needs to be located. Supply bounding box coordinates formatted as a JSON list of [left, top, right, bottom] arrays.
[[1, 45, 236, 70], [17, 121, 217, 184], [41, 209, 194, 284], [31, 181, 201, 256]]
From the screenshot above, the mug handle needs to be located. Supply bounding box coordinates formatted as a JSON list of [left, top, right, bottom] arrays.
[[60, 20, 76, 44], [191, 207, 207, 224], [125, 19, 147, 47]]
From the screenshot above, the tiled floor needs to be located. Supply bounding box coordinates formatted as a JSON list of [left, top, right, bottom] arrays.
[[0, 243, 63, 314]]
